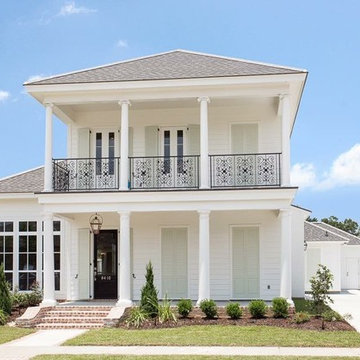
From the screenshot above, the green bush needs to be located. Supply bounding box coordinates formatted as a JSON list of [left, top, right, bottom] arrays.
[[177, 299, 193, 318], [199, 299, 217, 319], [323, 309, 343, 322], [0, 309, 8, 326], [0, 264, 12, 315], [294, 311, 311, 324], [125, 306, 148, 328], [140, 262, 159, 318], [248, 300, 267, 319], [272, 297, 289, 318], [156, 295, 177, 324], [27, 282, 42, 306], [226, 302, 242, 319]]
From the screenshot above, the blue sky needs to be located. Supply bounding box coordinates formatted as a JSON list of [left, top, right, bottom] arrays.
[[0, 1, 359, 222]]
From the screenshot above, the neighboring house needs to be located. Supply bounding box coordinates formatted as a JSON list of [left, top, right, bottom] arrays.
[[305, 221, 360, 292], [0, 50, 310, 306]]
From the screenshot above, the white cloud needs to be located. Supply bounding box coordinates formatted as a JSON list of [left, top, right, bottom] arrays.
[[291, 163, 317, 189], [317, 144, 360, 190], [25, 74, 46, 83], [116, 40, 128, 48], [59, 2, 97, 16], [0, 90, 10, 102], [291, 143, 360, 191]]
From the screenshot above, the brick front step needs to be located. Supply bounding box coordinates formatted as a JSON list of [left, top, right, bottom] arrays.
[[46, 311, 110, 317], [41, 316, 105, 324], [35, 322, 103, 329]]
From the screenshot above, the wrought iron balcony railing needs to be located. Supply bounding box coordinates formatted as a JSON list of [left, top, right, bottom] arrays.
[[130, 155, 200, 190], [209, 153, 281, 188], [53, 157, 120, 191]]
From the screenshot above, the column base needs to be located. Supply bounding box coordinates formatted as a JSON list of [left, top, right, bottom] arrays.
[[116, 299, 133, 307], [196, 298, 208, 307], [40, 299, 57, 307]]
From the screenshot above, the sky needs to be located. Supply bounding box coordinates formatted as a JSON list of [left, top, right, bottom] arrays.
[[0, 1, 359, 223]]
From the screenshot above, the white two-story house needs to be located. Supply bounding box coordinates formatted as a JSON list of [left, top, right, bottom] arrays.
[[0, 50, 309, 307]]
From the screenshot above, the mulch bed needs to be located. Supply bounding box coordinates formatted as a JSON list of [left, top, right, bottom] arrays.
[[119, 307, 355, 331], [8, 307, 27, 323]]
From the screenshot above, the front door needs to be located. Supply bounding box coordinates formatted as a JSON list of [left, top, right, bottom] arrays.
[[94, 230, 117, 299]]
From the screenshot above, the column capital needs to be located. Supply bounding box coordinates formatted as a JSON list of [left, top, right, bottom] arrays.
[[198, 210, 211, 216], [44, 102, 54, 108], [278, 93, 289, 101], [278, 208, 291, 218], [197, 96, 210, 103], [118, 100, 131, 107], [118, 211, 131, 217]]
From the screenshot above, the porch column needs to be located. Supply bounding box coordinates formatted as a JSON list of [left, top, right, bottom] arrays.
[[279, 209, 292, 299], [280, 94, 291, 186], [41, 213, 57, 307], [119, 100, 130, 190], [198, 97, 210, 189], [44, 103, 53, 192], [197, 210, 210, 305], [117, 211, 132, 307]]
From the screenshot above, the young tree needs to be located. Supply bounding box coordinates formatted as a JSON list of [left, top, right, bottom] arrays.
[[140, 261, 158, 317], [306, 216, 318, 222], [0, 263, 12, 315], [310, 264, 333, 329], [322, 216, 360, 236]]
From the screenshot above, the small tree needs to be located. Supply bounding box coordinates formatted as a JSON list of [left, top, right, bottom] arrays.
[[140, 261, 158, 317], [310, 264, 333, 329], [0, 264, 12, 315]]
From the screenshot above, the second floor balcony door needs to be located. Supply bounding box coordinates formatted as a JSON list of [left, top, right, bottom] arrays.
[[92, 130, 119, 189]]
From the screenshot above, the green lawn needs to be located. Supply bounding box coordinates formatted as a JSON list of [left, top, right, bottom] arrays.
[[0, 326, 35, 344], [30, 356, 360, 360], [64, 325, 360, 348]]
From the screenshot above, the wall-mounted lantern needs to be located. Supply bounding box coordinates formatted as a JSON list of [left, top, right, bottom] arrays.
[[89, 213, 103, 235]]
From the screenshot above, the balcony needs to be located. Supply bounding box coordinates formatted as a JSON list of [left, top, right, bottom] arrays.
[[53, 153, 281, 192]]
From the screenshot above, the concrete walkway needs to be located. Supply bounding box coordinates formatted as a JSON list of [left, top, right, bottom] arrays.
[[331, 290, 360, 332], [0, 344, 360, 359]]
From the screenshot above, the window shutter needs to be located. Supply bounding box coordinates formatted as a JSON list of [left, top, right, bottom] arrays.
[[128, 127, 133, 157], [145, 126, 158, 156], [231, 124, 258, 153], [187, 125, 200, 155], [78, 128, 90, 158]]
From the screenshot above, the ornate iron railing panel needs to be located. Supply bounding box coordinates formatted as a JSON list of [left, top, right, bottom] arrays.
[[53, 157, 120, 191], [130, 155, 199, 190], [210, 153, 281, 188]]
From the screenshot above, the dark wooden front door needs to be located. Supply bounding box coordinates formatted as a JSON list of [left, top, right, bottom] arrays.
[[94, 230, 117, 299]]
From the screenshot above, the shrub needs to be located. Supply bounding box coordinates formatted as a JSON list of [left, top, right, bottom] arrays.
[[294, 311, 311, 324], [323, 310, 343, 322], [226, 302, 242, 319], [249, 300, 267, 319], [140, 262, 158, 317], [0, 309, 8, 326], [156, 295, 177, 324], [125, 306, 148, 328], [272, 297, 289, 318], [177, 298, 193, 318], [0, 264, 12, 315], [27, 282, 42, 306], [199, 299, 217, 319]]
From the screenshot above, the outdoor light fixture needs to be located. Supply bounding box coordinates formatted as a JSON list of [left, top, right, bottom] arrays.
[[89, 213, 103, 235], [304, 240, 308, 251]]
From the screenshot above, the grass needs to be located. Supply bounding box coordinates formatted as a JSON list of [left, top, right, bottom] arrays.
[[64, 325, 360, 347], [31, 356, 360, 360], [0, 326, 35, 344]]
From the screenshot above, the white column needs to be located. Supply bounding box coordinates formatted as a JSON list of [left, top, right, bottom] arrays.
[[279, 209, 292, 299], [280, 94, 291, 186], [198, 97, 210, 189], [119, 100, 130, 190], [41, 213, 57, 307], [44, 103, 53, 192], [117, 211, 132, 307], [196, 210, 210, 305]]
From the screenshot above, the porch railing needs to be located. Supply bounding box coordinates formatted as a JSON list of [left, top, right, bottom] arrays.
[[209, 153, 281, 188], [53, 157, 120, 191], [130, 155, 200, 190]]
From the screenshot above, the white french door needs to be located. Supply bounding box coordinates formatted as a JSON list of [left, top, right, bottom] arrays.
[[343, 258, 360, 289], [91, 130, 119, 189]]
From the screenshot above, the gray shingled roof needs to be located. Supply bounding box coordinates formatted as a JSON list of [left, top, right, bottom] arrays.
[[305, 222, 360, 246], [0, 167, 44, 193], [25, 50, 305, 86]]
